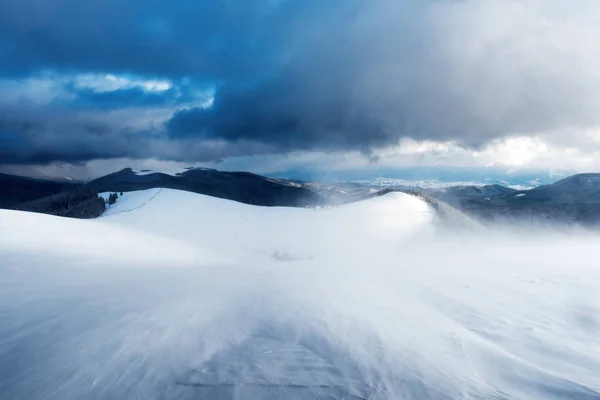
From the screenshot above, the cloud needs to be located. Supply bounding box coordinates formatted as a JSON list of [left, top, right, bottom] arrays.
[[73, 74, 172, 93], [0, 0, 294, 79], [2, 0, 600, 167], [71, 87, 184, 110], [166, 0, 600, 152], [0, 72, 217, 164]]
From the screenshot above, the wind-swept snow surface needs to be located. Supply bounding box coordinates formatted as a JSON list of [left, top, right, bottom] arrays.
[[99, 189, 434, 261], [1, 190, 599, 400]]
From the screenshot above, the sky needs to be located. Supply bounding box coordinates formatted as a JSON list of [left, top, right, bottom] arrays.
[[2, 0, 600, 180]]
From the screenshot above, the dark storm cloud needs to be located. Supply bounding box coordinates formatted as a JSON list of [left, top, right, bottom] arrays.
[[0, 0, 303, 79], [69, 87, 189, 111], [165, 0, 600, 151], [167, 76, 397, 152], [2, 0, 600, 165], [0, 116, 134, 164], [0, 110, 279, 164]]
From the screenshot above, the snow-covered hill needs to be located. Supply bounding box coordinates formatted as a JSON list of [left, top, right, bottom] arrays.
[[1, 190, 599, 400], [99, 189, 434, 261]]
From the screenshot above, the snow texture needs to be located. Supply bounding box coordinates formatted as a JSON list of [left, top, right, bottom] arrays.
[[0, 190, 599, 399]]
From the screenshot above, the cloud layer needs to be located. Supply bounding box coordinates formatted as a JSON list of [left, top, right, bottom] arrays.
[[2, 0, 600, 168]]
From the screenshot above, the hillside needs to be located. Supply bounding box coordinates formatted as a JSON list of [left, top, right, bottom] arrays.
[[425, 174, 600, 226], [0, 173, 80, 208], [99, 188, 435, 259], [524, 173, 600, 203], [84, 168, 323, 207], [424, 184, 518, 206], [13, 190, 106, 219]]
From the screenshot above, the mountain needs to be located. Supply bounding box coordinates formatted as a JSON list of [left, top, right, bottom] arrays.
[[427, 173, 600, 226], [424, 184, 518, 207], [266, 166, 558, 188], [6, 167, 600, 225], [522, 173, 600, 203], [83, 168, 324, 207], [0, 173, 80, 209]]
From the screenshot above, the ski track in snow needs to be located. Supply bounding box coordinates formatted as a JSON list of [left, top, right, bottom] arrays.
[[1, 189, 599, 399], [99, 188, 163, 216]]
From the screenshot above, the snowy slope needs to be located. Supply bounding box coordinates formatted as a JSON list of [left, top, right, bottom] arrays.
[[1, 190, 600, 400], [99, 189, 434, 262], [0, 206, 218, 268]]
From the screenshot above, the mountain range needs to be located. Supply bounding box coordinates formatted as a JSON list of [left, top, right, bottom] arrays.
[[423, 173, 600, 226], [2, 168, 600, 226], [2, 168, 324, 218], [83, 168, 323, 207]]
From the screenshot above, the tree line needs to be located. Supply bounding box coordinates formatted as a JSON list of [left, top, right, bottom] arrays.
[[12, 190, 107, 219]]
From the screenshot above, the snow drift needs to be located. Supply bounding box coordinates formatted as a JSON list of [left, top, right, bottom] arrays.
[[0, 190, 599, 400]]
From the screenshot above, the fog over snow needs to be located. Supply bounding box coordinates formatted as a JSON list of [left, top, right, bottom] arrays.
[[0, 190, 599, 399]]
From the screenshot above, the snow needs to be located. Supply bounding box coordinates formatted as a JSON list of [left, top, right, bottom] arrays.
[[354, 177, 486, 189], [132, 167, 214, 177], [1, 190, 600, 399], [529, 178, 541, 186], [99, 189, 162, 216], [99, 189, 434, 261], [515, 193, 527, 197], [354, 178, 540, 191], [0, 206, 218, 268], [507, 184, 536, 190]]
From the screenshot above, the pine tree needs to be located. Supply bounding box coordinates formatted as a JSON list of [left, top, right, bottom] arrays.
[[108, 193, 118, 205]]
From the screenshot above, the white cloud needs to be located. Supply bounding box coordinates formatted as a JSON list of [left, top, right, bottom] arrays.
[[473, 137, 548, 167], [0, 72, 174, 110], [0, 75, 73, 107], [73, 73, 172, 92]]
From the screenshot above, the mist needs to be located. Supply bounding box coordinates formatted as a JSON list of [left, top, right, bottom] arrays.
[[1, 192, 599, 399]]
